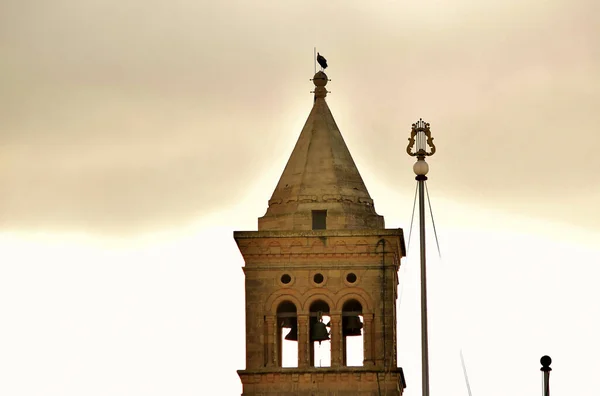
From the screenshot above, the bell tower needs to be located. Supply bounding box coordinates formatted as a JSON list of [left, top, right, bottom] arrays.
[[234, 71, 406, 395]]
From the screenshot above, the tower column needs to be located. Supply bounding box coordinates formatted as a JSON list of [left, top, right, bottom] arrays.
[[363, 313, 375, 366], [264, 315, 276, 367], [329, 313, 343, 367], [297, 314, 310, 368]]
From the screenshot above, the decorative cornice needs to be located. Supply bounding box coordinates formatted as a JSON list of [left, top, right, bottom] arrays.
[[239, 367, 404, 375], [267, 194, 375, 207], [234, 229, 405, 259], [235, 228, 403, 238], [238, 367, 406, 387], [242, 262, 400, 271]]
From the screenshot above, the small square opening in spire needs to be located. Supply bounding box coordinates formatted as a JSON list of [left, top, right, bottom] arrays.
[[312, 210, 327, 230]]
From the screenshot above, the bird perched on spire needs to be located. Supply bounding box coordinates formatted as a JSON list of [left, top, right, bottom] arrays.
[[317, 52, 328, 70]]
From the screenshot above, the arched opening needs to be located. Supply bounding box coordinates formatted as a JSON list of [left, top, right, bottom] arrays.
[[342, 299, 364, 366], [277, 301, 298, 368], [309, 300, 331, 367]]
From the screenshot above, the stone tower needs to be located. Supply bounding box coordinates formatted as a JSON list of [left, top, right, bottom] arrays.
[[234, 71, 406, 395]]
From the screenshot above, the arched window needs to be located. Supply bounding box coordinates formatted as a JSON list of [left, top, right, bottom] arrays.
[[277, 301, 298, 368], [342, 299, 364, 366], [309, 300, 331, 367]]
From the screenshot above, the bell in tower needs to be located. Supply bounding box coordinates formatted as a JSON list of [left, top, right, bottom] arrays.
[[343, 315, 363, 337], [234, 64, 407, 395], [310, 312, 330, 344], [282, 318, 298, 342]]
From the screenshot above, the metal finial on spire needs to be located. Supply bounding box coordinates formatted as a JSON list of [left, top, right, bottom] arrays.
[[310, 71, 329, 100], [311, 50, 330, 100]]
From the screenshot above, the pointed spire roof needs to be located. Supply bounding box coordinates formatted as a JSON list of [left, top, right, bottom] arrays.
[[258, 71, 384, 231]]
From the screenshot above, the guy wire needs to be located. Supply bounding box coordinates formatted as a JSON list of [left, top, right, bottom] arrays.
[[406, 182, 419, 254], [424, 181, 441, 260]]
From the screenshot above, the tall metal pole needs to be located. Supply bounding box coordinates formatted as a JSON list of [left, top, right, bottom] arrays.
[[541, 355, 552, 396], [407, 119, 435, 396], [418, 175, 430, 396]]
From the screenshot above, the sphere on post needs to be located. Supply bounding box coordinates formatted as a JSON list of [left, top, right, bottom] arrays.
[[540, 355, 552, 371], [413, 160, 429, 176], [312, 71, 328, 100]]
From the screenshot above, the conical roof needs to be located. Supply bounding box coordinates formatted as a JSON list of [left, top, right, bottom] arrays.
[[258, 71, 384, 231]]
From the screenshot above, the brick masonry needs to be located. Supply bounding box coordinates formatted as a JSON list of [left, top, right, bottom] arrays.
[[234, 72, 407, 395], [235, 230, 406, 395]]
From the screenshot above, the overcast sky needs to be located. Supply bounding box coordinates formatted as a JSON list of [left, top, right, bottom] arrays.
[[1, 1, 599, 395]]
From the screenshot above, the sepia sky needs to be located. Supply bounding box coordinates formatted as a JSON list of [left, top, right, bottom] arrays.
[[1, 1, 599, 395]]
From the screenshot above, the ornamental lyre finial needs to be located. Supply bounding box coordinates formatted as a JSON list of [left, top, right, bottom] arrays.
[[407, 118, 436, 160]]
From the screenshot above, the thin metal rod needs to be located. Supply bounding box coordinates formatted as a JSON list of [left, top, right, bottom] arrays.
[[418, 179, 430, 396], [543, 371, 550, 396], [407, 182, 419, 253], [424, 181, 442, 259], [460, 350, 473, 396]]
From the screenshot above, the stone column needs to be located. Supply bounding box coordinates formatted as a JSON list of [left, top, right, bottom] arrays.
[[297, 315, 310, 368], [329, 313, 343, 367], [363, 314, 375, 366], [265, 315, 276, 367]]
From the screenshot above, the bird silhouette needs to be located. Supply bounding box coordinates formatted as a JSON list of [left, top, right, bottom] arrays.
[[317, 52, 328, 70]]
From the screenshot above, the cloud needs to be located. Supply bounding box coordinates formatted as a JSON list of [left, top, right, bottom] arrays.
[[0, 0, 598, 234]]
